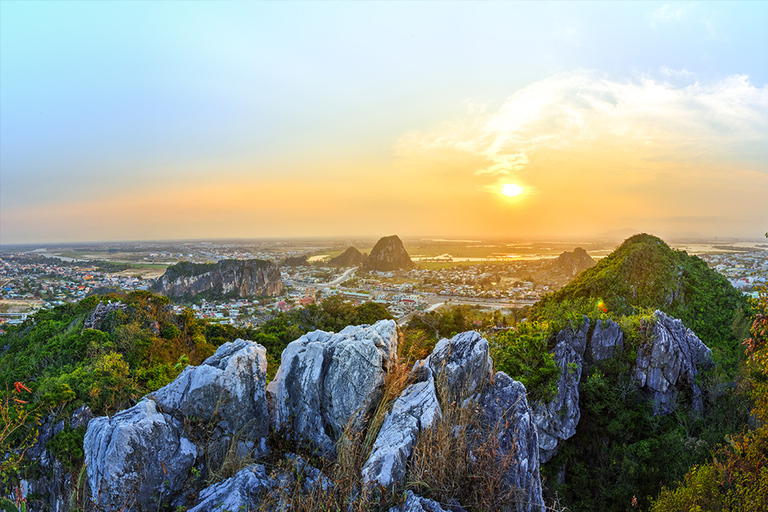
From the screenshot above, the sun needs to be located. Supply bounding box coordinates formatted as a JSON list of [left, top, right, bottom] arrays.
[[501, 183, 524, 197]]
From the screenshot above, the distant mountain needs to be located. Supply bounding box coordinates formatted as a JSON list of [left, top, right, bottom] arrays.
[[362, 235, 414, 272], [545, 247, 596, 278], [328, 247, 366, 266], [281, 255, 308, 267], [532, 233, 748, 355], [154, 259, 282, 299]]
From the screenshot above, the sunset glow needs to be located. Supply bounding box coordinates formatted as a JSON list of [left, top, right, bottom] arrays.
[[501, 184, 524, 198], [1, 2, 767, 244]]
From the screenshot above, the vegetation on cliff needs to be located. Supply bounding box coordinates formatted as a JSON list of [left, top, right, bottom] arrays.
[[532, 233, 749, 371]]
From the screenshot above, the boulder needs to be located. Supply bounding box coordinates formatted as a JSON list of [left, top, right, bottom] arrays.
[[361, 365, 442, 488], [533, 319, 589, 463], [478, 372, 545, 512], [188, 464, 273, 512], [84, 399, 197, 511], [427, 331, 493, 402], [150, 339, 269, 444], [267, 320, 398, 455], [388, 491, 458, 512], [634, 310, 713, 415]]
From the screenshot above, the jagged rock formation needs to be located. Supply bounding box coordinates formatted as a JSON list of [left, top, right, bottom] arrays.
[[328, 246, 366, 266], [84, 339, 269, 510], [533, 312, 713, 462], [84, 399, 198, 510], [635, 310, 713, 415], [266, 320, 399, 455], [150, 339, 270, 445], [154, 259, 282, 298], [188, 464, 274, 512], [545, 247, 596, 278], [362, 235, 414, 271], [533, 320, 590, 463], [20, 406, 93, 512], [83, 301, 127, 330], [78, 324, 545, 512], [478, 372, 545, 512], [361, 364, 442, 488], [362, 331, 544, 512], [389, 491, 460, 512]]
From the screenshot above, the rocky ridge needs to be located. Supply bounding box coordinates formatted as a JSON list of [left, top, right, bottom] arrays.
[[532, 310, 713, 462], [363, 235, 414, 271], [154, 259, 282, 298], [70, 321, 544, 511]]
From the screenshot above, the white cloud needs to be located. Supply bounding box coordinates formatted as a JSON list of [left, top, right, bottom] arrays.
[[649, 3, 689, 27], [396, 70, 768, 177]]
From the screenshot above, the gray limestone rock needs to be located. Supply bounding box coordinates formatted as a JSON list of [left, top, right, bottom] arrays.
[[634, 310, 713, 415], [188, 464, 274, 512], [150, 338, 269, 443], [388, 491, 458, 512], [84, 399, 197, 511], [427, 331, 493, 403], [590, 319, 624, 362], [361, 366, 442, 488], [478, 372, 545, 512], [533, 319, 589, 463], [266, 320, 398, 455]]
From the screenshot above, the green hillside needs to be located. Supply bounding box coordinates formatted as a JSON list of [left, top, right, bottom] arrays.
[[531, 233, 749, 370]]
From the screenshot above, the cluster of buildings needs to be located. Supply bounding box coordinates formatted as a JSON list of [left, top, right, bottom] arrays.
[[3, 245, 765, 329]]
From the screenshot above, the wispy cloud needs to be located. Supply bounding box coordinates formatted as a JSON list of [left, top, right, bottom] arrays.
[[396, 70, 768, 178], [648, 3, 689, 27]]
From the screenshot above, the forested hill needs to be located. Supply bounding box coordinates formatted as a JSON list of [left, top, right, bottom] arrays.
[[531, 233, 749, 368]]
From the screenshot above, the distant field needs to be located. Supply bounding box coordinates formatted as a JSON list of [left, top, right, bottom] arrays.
[[0, 299, 44, 314]]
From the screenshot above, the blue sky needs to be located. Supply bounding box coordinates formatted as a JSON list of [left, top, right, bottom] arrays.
[[2, 1, 767, 243]]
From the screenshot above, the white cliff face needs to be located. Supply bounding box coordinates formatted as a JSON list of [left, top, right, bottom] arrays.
[[84, 399, 197, 511], [150, 338, 270, 443], [266, 320, 399, 455], [361, 366, 442, 488], [83, 339, 270, 511], [635, 310, 713, 415]]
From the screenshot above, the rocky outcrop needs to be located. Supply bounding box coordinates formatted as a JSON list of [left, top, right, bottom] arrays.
[[267, 320, 398, 455], [635, 310, 713, 415], [478, 372, 545, 512], [388, 491, 459, 512], [533, 319, 589, 463], [150, 339, 270, 445], [84, 399, 197, 511], [545, 247, 596, 278], [533, 312, 713, 462], [154, 259, 282, 298], [329, 246, 367, 266], [426, 330, 494, 402], [84, 339, 269, 511], [361, 365, 442, 488], [362, 235, 414, 272], [188, 464, 274, 512], [83, 301, 127, 330], [363, 331, 543, 512]]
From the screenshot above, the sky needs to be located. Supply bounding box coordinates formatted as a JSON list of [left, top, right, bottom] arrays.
[[1, 1, 767, 244]]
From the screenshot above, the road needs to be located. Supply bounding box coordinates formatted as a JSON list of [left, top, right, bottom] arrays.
[[294, 267, 358, 288]]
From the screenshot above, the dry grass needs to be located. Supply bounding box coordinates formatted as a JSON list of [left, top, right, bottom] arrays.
[[405, 392, 524, 512]]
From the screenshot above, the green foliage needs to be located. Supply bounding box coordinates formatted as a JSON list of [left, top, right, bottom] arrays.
[[46, 426, 86, 470], [490, 322, 560, 402], [650, 286, 768, 512], [532, 234, 748, 374]]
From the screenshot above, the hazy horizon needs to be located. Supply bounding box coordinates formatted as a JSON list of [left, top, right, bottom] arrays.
[[2, 2, 767, 245]]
